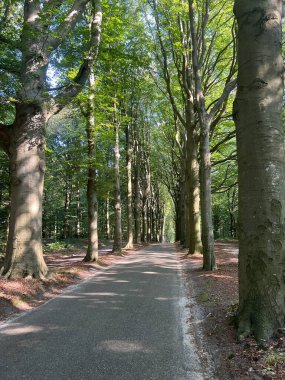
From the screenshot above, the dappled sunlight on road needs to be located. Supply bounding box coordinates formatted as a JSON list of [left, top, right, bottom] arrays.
[[0, 244, 204, 380], [97, 340, 153, 354], [1, 324, 43, 335]]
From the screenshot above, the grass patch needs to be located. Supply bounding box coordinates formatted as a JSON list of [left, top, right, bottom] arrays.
[[196, 291, 210, 303], [44, 240, 75, 252], [264, 351, 285, 367]]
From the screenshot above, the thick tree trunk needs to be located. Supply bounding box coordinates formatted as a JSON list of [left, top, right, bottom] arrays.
[[112, 115, 122, 254], [234, 0, 285, 341], [83, 0, 102, 262], [0, 0, 93, 278], [1, 104, 48, 279]]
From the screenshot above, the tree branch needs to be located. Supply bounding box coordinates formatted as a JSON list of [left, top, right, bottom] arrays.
[[208, 78, 237, 121], [212, 151, 237, 166], [46, 60, 88, 118], [210, 130, 236, 153], [46, 0, 102, 119], [46, 0, 89, 51]]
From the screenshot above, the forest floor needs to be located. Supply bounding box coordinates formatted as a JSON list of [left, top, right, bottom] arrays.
[[182, 241, 285, 380], [0, 240, 284, 380]]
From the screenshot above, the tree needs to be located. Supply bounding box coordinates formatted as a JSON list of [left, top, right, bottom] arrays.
[[234, 0, 285, 341], [112, 98, 123, 253], [83, 0, 102, 262], [124, 110, 134, 249], [147, 0, 236, 267], [0, 0, 91, 278]]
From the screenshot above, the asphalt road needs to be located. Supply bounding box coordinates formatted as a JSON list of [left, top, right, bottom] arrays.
[[0, 244, 205, 380]]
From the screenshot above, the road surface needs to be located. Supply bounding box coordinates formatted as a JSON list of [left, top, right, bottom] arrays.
[[0, 244, 205, 380]]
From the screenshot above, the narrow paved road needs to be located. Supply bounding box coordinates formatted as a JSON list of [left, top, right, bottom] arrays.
[[0, 244, 205, 380]]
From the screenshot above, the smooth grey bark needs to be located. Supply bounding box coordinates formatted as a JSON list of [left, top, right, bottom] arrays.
[[0, 0, 89, 278], [189, 0, 215, 269], [234, 0, 285, 341], [187, 127, 203, 255], [1, 104, 48, 279], [112, 102, 122, 254], [83, 0, 102, 262]]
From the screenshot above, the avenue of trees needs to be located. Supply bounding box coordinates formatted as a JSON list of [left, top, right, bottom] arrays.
[[0, 0, 284, 341]]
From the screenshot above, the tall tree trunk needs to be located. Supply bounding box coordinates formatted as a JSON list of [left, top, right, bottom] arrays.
[[179, 178, 186, 245], [234, 0, 285, 341], [0, 0, 94, 277], [141, 201, 147, 243], [175, 199, 181, 242], [83, 0, 102, 262], [183, 179, 190, 248], [82, 1, 102, 261], [189, 0, 215, 268], [187, 125, 203, 255], [124, 123, 133, 249], [134, 157, 141, 244], [112, 105, 122, 254], [105, 193, 111, 240], [84, 82, 99, 262], [199, 117, 215, 270], [75, 181, 81, 238], [84, 66, 98, 262], [62, 174, 71, 239], [1, 104, 48, 279]]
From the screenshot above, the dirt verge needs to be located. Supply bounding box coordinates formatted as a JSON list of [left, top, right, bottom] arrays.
[[182, 241, 285, 380]]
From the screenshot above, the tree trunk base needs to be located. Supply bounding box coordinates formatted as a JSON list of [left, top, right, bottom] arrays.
[[112, 248, 124, 256], [124, 242, 133, 250], [83, 254, 98, 263], [203, 264, 218, 271], [0, 262, 48, 280]]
